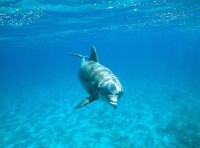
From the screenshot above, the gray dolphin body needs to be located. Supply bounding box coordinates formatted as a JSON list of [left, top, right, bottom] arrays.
[[68, 46, 123, 109]]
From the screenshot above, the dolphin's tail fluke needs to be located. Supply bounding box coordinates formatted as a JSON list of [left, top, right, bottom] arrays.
[[67, 53, 84, 58], [67, 53, 89, 60], [67, 46, 98, 61]]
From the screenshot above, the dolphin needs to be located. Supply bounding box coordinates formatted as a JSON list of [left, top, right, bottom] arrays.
[[68, 46, 123, 109]]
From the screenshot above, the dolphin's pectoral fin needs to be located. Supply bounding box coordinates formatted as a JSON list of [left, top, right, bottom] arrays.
[[74, 96, 96, 109]]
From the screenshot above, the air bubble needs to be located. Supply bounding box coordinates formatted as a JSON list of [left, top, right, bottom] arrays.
[[0, 5, 43, 28]]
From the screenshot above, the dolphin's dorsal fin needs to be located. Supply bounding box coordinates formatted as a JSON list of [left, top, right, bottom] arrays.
[[89, 46, 99, 62], [74, 96, 96, 109]]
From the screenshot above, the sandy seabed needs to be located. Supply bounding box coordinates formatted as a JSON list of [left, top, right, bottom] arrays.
[[0, 76, 200, 148]]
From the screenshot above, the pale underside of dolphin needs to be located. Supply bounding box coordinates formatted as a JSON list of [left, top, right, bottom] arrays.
[[68, 46, 123, 109]]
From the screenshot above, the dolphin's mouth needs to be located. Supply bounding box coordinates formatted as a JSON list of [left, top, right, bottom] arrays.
[[109, 101, 117, 109], [108, 95, 117, 108], [110, 101, 117, 105]]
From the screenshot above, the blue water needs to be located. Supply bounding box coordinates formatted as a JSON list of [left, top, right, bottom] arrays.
[[1, 0, 200, 147]]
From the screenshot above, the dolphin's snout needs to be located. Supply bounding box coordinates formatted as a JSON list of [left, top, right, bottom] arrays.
[[109, 95, 117, 102], [108, 95, 118, 109]]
